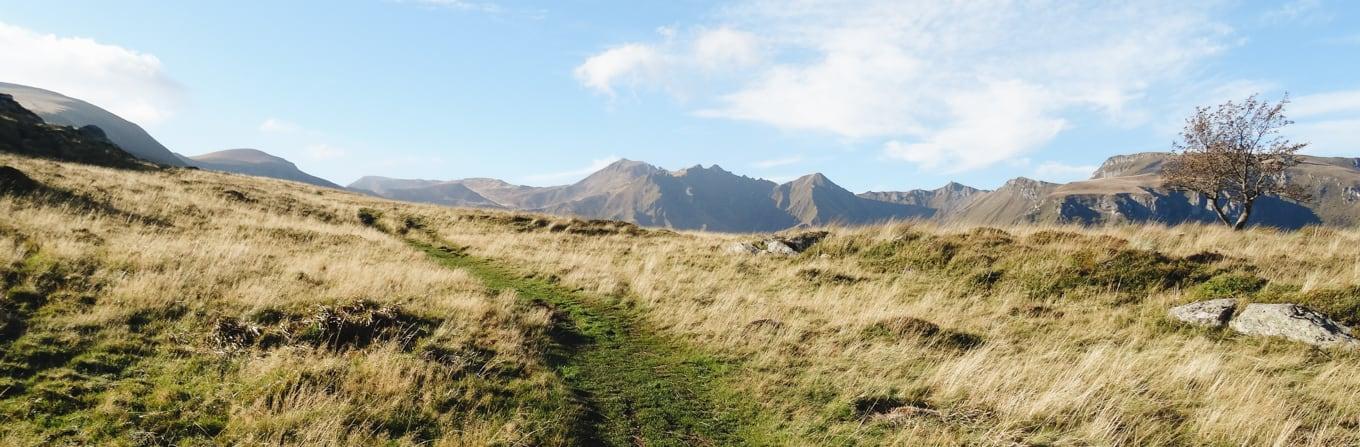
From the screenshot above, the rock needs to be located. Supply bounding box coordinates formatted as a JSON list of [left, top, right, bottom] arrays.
[[727, 231, 830, 256], [764, 239, 798, 255], [1229, 303, 1360, 349], [724, 242, 759, 254], [781, 231, 830, 251], [1168, 299, 1236, 327]]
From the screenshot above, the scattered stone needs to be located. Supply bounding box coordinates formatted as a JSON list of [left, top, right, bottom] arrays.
[[724, 241, 760, 254], [1168, 299, 1236, 327], [1229, 303, 1360, 349]]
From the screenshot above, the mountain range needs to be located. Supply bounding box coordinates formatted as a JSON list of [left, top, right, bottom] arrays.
[[3, 81, 1357, 231]]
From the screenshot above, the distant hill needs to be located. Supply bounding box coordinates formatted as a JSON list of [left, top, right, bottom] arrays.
[[921, 153, 1359, 229], [859, 182, 986, 219], [186, 149, 341, 189], [0, 93, 146, 169], [350, 159, 930, 231], [0, 82, 185, 166]]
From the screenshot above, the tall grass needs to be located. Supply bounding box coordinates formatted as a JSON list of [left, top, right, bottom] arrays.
[[4, 151, 1360, 445]]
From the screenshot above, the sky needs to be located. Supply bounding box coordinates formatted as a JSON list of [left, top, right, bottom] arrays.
[[0, 0, 1357, 192]]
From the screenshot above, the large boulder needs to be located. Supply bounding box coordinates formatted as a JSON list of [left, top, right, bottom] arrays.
[[763, 239, 798, 255], [1168, 299, 1236, 327], [1229, 303, 1360, 349]]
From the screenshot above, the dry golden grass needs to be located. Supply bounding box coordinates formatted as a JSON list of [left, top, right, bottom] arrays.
[[0, 154, 578, 446], [5, 152, 1360, 446], [402, 209, 1360, 446]]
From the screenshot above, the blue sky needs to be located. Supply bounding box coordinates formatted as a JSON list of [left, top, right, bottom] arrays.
[[1, 0, 1357, 192]]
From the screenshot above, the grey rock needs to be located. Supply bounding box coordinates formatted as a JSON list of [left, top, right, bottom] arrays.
[[724, 242, 760, 255], [764, 239, 798, 255], [1168, 299, 1236, 327], [1229, 303, 1360, 349]]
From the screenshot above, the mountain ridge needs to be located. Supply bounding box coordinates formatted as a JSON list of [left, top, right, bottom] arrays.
[[353, 153, 1359, 232]]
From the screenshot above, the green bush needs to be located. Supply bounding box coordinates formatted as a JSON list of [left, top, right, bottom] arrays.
[[1192, 273, 1268, 300]]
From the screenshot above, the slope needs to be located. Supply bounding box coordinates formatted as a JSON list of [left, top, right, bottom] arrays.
[[0, 82, 185, 166], [187, 148, 342, 189]]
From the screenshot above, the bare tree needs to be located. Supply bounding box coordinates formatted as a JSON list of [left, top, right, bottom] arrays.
[[1163, 94, 1310, 230]]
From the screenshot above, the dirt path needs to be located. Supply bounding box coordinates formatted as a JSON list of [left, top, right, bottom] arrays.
[[409, 240, 773, 446]]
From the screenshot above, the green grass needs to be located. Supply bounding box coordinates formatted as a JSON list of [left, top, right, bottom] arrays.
[[409, 239, 778, 446]]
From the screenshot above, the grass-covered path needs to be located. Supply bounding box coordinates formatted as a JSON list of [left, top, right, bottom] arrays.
[[409, 239, 772, 446]]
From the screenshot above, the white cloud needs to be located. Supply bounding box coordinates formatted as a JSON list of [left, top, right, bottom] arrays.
[[1261, 0, 1330, 24], [259, 118, 300, 133], [693, 28, 762, 70], [1291, 89, 1360, 118], [523, 155, 622, 184], [751, 155, 802, 169], [1034, 161, 1100, 182], [0, 21, 182, 126], [576, 27, 765, 97], [1288, 89, 1360, 155], [1293, 118, 1360, 155], [305, 143, 347, 161], [576, 1, 1233, 172], [575, 44, 665, 97], [882, 80, 1067, 172]]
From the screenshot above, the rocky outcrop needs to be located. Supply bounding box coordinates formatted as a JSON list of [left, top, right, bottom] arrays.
[[1228, 304, 1360, 349], [0, 94, 146, 169], [0, 82, 186, 166], [725, 231, 830, 256], [1168, 299, 1236, 327]]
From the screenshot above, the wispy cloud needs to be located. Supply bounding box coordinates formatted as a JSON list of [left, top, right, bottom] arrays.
[[0, 21, 183, 126], [1260, 0, 1331, 24], [751, 155, 802, 169], [391, 0, 502, 13], [576, 1, 1234, 172], [387, 0, 545, 19], [1289, 88, 1360, 155], [522, 155, 621, 184], [259, 118, 300, 133], [305, 143, 347, 161]]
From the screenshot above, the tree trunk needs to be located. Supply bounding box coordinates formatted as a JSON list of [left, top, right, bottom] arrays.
[[1207, 194, 1233, 227], [1232, 199, 1254, 231]]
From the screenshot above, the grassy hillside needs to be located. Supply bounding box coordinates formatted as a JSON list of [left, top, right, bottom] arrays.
[[4, 152, 1360, 445]]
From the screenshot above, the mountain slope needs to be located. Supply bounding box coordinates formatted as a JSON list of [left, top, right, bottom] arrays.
[[0, 93, 145, 169], [0, 82, 185, 166], [859, 181, 985, 219], [187, 149, 341, 189], [775, 173, 932, 225], [944, 153, 1358, 228]]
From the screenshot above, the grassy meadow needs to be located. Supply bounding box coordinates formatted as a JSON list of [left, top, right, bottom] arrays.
[[4, 152, 1360, 446]]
